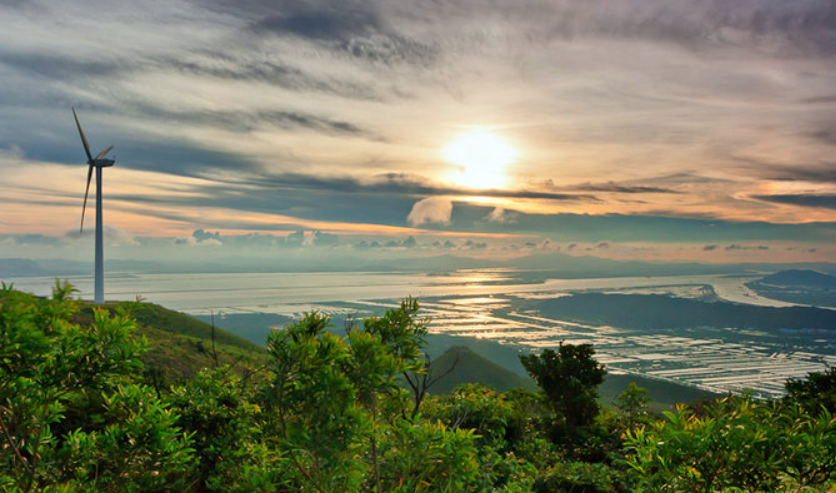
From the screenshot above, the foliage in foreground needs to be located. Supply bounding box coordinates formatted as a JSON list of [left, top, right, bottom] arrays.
[[1, 282, 835, 492]]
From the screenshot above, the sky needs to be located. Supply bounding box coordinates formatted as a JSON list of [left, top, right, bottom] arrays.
[[1, 0, 835, 266]]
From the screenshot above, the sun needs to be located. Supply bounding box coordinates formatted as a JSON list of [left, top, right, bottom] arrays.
[[444, 130, 516, 189]]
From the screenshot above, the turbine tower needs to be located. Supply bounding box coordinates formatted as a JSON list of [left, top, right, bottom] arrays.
[[73, 108, 115, 305]]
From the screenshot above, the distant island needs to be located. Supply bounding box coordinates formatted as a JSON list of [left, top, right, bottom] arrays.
[[524, 292, 836, 331], [746, 269, 836, 309]]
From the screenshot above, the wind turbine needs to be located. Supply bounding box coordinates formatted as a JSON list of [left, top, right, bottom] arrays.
[[73, 108, 115, 305]]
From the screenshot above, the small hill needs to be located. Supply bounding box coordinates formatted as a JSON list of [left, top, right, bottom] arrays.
[[424, 336, 722, 409], [600, 373, 724, 413], [425, 346, 536, 394], [74, 301, 265, 382], [758, 269, 836, 289]]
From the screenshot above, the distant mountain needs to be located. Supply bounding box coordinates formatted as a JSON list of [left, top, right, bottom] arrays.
[[425, 346, 536, 394], [526, 293, 836, 330], [757, 269, 836, 289], [0, 258, 45, 277], [3, 253, 836, 279]]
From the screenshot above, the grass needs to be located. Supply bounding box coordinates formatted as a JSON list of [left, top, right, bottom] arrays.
[[73, 301, 266, 382]]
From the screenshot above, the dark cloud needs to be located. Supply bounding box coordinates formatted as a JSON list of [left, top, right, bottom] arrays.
[[461, 239, 486, 249], [248, 0, 437, 66], [809, 128, 836, 147], [0, 52, 124, 79], [238, 172, 598, 202], [156, 51, 387, 101], [250, 0, 384, 42], [179, 228, 346, 248], [0, 47, 393, 105], [754, 194, 836, 210], [541, 173, 727, 192], [193, 229, 221, 242], [752, 163, 836, 184], [129, 104, 379, 139], [703, 244, 719, 251], [725, 244, 769, 251], [801, 95, 836, 104], [735, 156, 836, 184], [526, 0, 836, 57], [570, 181, 679, 194], [441, 203, 836, 242], [401, 235, 417, 248], [0, 0, 29, 8]]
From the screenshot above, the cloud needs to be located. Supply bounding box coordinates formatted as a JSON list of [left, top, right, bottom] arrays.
[[486, 207, 518, 223], [514, 0, 836, 56], [248, 0, 437, 66], [753, 194, 836, 210], [407, 197, 453, 226], [703, 244, 719, 251], [63, 226, 137, 246], [104, 226, 138, 246], [125, 104, 380, 139], [312, 230, 340, 246], [284, 230, 306, 246], [724, 244, 770, 251], [2, 0, 836, 254], [570, 181, 679, 194], [401, 235, 417, 248], [174, 235, 222, 247], [758, 164, 836, 184], [0, 234, 64, 246], [193, 228, 222, 243], [462, 239, 486, 250]]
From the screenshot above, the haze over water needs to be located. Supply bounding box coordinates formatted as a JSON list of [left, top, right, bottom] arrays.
[[7, 269, 790, 312]]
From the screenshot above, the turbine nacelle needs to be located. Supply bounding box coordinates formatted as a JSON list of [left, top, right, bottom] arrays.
[[92, 158, 115, 168]]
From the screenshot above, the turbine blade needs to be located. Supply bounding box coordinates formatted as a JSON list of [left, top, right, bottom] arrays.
[[72, 107, 93, 163], [80, 164, 93, 232], [96, 145, 113, 159]]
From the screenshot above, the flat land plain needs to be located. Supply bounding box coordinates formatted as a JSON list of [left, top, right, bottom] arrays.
[[8, 268, 836, 399]]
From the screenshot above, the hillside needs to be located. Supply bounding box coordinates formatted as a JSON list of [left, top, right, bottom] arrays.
[[74, 298, 722, 408], [73, 301, 265, 381], [425, 346, 536, 394], [423, 346, 720, 411], [600, 373, 723, 413]]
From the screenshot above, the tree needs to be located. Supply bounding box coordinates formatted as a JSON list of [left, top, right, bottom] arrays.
[[519, 343, 606, 428], [615, 382, 650, 420], [785, 365, 836, 415], [623, 394, 836, 492], [0, 282, 194, 492], [261, 300, 437, 493]]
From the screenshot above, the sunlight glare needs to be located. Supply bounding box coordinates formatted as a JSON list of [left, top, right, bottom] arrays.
[[445, 130, 516, 189]]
